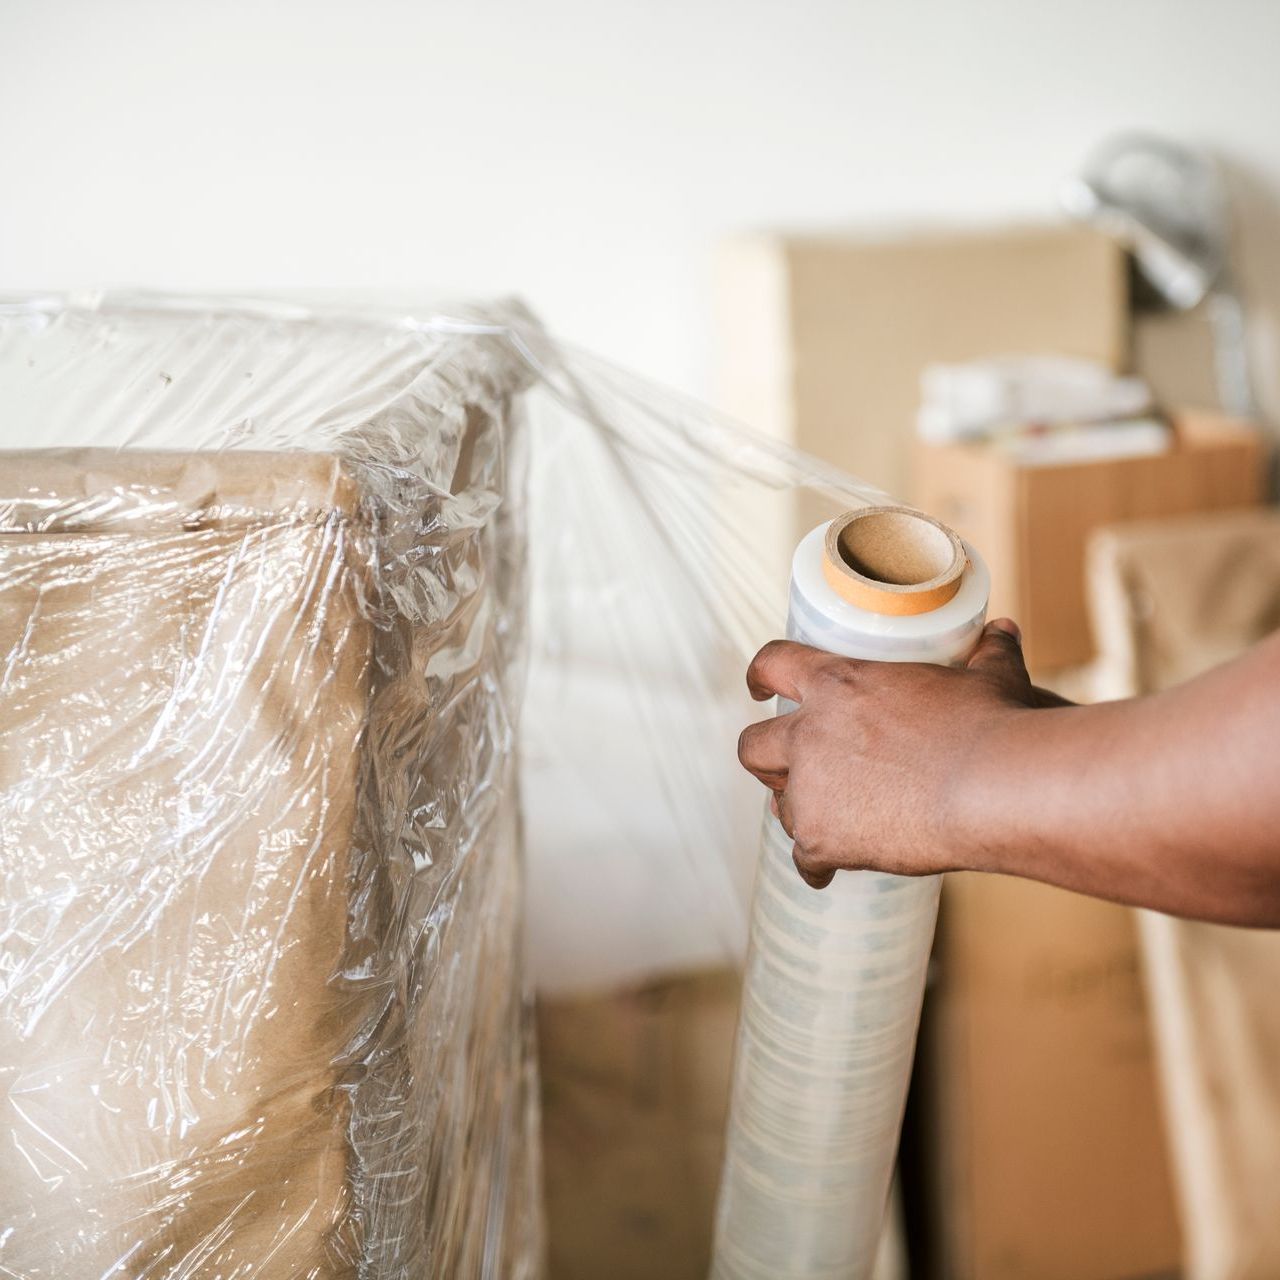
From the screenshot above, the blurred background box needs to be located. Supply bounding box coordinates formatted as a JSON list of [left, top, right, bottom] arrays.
[[915, 873, 1182, 1280], [537, 972, 739, 1280], [912, 411, 1267, 671], [717, 218, 1228, 1280], [539, 967, 904, 1280], [715, 223, 1127, 504], [1089, 509, 1280, 1280], [910, 414, 1265, 1280]]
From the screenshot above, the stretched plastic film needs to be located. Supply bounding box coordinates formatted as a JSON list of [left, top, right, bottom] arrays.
[[0, 298, 547, 1278], [0, 292, 891, 1277], [713, 510, 989, 1280]]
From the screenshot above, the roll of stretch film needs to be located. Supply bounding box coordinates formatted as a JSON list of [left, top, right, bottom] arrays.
[[712, 506, 990, 1280]]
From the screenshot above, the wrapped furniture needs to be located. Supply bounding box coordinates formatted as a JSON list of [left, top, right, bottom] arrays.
[[0, 300, 541, 1277], [0, 292, 889, 1278]]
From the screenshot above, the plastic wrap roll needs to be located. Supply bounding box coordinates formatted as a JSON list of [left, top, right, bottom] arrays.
[[713, 508, 989, 1280]]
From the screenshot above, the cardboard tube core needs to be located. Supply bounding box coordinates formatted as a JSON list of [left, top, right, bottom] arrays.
[[823, 506, 966, 616]]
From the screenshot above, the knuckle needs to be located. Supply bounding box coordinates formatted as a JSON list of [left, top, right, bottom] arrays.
[[992, 633, 1022, 659], [818, 654, 852, 681], [753, 638, 789, 669], [790, 817, 828, 864], [791, 843, 833, 889], [779, 708, 807, 746], [747, 640, 796, 698], [983, 631, 1023, 662], [817, 655, 861, 694]]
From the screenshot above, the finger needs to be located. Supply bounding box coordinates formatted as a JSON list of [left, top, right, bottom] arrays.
[[965, 618, 1031, 686], [746, 640, 835, 703], [737, 717, 792, 788], [774, 787, 795, 838], [792, 846, 835, 890]]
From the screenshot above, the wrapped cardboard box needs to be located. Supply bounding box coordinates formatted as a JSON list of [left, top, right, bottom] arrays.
[[0, 292, 893, 1278], [0, 303, 542, 1277]]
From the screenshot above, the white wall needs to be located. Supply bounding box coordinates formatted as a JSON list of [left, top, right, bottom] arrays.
[[4, 0, 1280, 405]]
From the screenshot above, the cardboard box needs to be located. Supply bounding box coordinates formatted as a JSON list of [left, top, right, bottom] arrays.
[[918, 874, 1183, 1280], [1088, 510, 1280, 1280], [537, 971, 739, 1280], [715, 223, 1127, 505], [539, 971, 907, 1280], [912, 411, 1268, 670], [716, 223, 1189, 1280]]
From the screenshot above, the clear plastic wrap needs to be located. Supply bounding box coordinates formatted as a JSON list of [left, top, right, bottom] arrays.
[[0, 292, 889, 1277], [0, 298, 544, 1278]]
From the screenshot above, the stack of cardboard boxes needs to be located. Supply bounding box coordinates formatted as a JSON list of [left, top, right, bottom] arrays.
[[716, 222, 1269, 1279]]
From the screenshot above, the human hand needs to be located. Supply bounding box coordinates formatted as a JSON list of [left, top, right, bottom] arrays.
[[736, 619, 1071, 889]]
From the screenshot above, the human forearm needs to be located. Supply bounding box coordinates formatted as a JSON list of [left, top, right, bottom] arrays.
[[957, 640, 1280, 925], [740, 623, 1280, 926]]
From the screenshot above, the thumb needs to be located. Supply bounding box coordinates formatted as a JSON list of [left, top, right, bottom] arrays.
[[965, 618, 1031, 689]]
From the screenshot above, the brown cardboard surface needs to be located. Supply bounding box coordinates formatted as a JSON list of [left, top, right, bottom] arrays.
[[538, 971, 739, 1280], [0, 442, 539, 1277], [715, 223, 1127, 506], [913, 411, 1268, 669], [920, 872, 1182, 1280], [1088, 508, 1280, 1280], [0, 455, 372, 1276], [1133, 309, 1224, 414]]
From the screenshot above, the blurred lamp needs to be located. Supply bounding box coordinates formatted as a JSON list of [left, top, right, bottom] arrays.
[[1061, 133, 1255, 418]]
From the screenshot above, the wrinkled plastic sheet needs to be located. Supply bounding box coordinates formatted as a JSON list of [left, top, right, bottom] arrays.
[[0, 293, 880, 1277]]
